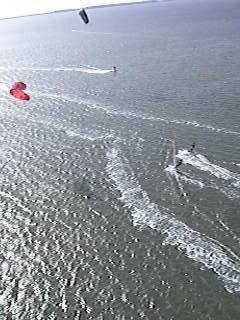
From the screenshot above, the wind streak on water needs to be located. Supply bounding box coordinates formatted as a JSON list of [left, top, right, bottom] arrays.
[[37, 92, 240, 136], [1, 81, 239, 136], [106, 145, 240, 293], [33, 93, 240, 137]]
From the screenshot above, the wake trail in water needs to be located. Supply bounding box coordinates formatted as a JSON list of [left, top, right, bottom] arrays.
[[0, 66, 114, 74], [1, 84, 238, 137], [48, 94, 240, 136], [106, 144, 240, 294], [1, 84, 237, 138], [49, 94, 239, 136], [165, 141, 190, 202], [177, 150, 240, 184], [125, 112, 240, 136], [165, 165, 205, 189]]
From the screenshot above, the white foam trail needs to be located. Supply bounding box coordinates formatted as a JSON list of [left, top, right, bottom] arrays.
[[74, 99, 240, 136], [177, 150, 240, 183], [165, 165, 205, 188], [0, 66, 114, 74], [160, 118, 240, 136], [216, 217, 240, 244], [106, 146, 240, 293], [180, 175, 205, 188], [69, 97, 239, 136], [2, 79, 238, 136], [165, 165, 189, 201]]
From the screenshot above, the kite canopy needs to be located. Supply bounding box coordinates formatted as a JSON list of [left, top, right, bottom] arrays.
[[78, 9, 89, 24], [11, 81, 27, 90], [10, 89, 30, 101], [9, 81, 30, 100]]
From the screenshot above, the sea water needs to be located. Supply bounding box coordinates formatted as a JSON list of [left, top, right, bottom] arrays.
[[0, 0, 239, 319]]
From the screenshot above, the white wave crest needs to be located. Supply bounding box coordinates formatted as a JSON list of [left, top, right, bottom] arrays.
[[106, 146, 240, 293]]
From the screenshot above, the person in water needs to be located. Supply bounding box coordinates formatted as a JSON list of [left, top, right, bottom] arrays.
[[112, 66, 117, 72], [188, 142, 195, 153]]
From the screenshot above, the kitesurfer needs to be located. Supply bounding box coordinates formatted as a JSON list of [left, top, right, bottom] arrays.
[[180, 192, 188, 197], [188, 143, 195, 153], [112, 66, 117, 72], [175, 159, 182, 168], [175, 159, 183, 172]]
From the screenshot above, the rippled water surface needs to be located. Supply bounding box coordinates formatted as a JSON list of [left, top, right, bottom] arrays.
[[0, 0, 239, 319]]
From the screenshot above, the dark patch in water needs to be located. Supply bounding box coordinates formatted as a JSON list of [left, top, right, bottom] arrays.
[[73, 178, 96, 199]]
